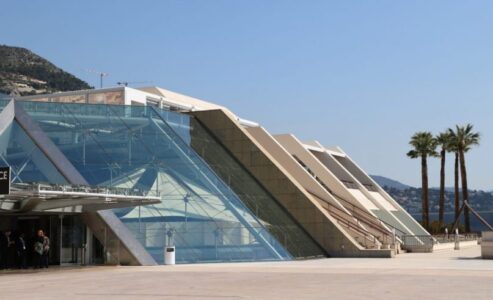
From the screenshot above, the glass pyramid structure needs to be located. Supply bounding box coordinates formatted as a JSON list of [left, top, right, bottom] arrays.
[[0, 99, 324, 263]]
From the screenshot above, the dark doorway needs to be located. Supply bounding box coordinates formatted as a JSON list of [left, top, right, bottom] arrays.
[[0, 214, 86, 268], [16, 215, 60, 266]]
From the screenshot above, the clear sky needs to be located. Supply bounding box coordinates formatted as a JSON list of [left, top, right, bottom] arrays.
[[2, 0, 493, 189]]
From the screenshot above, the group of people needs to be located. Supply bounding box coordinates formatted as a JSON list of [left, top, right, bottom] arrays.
[[0, 229, 50, 270]]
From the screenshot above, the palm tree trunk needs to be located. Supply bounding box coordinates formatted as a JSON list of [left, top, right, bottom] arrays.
[[459, 149, 470, 232], [454, 152, 460, 220], [421, 155, 429, 229], [439, 149, 446, 225]]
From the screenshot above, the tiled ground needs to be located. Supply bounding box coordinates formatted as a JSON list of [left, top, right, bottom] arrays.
[[0, 245, 491, 300]]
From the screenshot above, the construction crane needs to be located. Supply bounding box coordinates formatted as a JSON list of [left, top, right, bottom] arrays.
[[85, 69, 109, 88], [116, 81, 152, 87]]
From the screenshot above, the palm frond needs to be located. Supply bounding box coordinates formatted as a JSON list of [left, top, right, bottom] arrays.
[[407, 131, 437, 158]]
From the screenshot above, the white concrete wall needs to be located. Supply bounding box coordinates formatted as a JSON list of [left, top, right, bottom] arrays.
[[247, 128, 384, 249], [334, 151, 429, 236], [274, 134, 375, 214], [123, 87, 148, 105], [247, 128, 348, 212]]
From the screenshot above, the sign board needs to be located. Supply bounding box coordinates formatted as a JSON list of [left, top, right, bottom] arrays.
[[0, 166, 10, 195]]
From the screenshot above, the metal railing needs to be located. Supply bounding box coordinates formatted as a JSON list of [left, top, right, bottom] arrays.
[[330, 191, 408, 237], [306, 190, 393, 247], [401, 235, 435, 247], [10, 182, 159, 198], [433, 233, 479, 244]]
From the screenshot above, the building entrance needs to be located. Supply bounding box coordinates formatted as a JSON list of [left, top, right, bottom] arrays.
[[0, 214, 87, 268]]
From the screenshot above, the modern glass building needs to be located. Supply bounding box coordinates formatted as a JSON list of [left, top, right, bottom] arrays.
[[0, 96, 324, 265], [0, 86, 430, 267]]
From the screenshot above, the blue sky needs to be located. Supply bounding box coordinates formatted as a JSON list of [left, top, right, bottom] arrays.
[[2, 0, 493, 189]]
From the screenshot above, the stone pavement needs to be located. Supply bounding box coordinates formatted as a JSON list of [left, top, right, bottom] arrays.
[[0, 245, 491, 300]]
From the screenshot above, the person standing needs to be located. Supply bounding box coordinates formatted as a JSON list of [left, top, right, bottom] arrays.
[[42, 231, 50, 268], [16, 232, 27, 269], [0, 230, 16, 269], [34, 230, 50, 269]]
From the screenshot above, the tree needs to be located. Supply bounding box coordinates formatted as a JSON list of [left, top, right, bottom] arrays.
[[447, 135, 461, 221], [435, 132, 452, 226], [448, 124, 480, 232], [407, 132, 437, 229]]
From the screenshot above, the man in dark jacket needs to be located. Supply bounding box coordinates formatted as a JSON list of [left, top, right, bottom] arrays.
[[5, 231, 15, 268], [16, 232, 27, 269], [0, 231, 15, 269]]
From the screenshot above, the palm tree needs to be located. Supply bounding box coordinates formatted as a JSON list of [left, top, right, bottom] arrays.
[[407, 132, 437, 229], [435, 132, 452, 226], [447, 136, 461, 221], [448, 124, 480, 232]]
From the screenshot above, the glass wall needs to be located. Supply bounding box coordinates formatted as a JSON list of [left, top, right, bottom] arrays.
[[155, 109, 325, 258], [18, 101, 291, 263], [0, 120, 67, 185]]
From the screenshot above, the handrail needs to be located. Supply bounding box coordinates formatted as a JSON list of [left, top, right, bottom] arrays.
[[401, 235, 434, 247], [334, 216, 378, 246], [306, 190, 392, 244], [324, 205, 379, 246], [328, 190, 382, 224], [290, 155, 388, 234], [306, 190, 393, 237], [323, 189, 407, 236], [292, 150, 408, 237], [433, 233, 479, 243]]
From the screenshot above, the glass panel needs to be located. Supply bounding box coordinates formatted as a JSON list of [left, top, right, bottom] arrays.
[[60, 215, 86, 265], [155, 109, 325, 258], [0, 120, 67, 185], [19, 101, 291, 263]]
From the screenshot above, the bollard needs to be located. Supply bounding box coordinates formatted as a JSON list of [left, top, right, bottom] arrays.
[[454, 228, 460, 250], [445, 228, 449, 240]]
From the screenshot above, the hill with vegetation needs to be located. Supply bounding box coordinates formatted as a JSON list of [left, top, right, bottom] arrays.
[[370, 175, 411, 190], [372, 175, 493, 213], [0, 45, 91, 96], [383, 185, 493, 214]]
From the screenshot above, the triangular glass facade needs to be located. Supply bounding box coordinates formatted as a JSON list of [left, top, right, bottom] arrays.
[[15, 101, 293, 263], [0, 120, 67, 185], [155, 109, 326, 258]]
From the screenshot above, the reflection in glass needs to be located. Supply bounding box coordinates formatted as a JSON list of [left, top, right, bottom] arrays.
[[0, 121, 67, 185], [156, 109, 325, 259], [18, 101, 292, 263]]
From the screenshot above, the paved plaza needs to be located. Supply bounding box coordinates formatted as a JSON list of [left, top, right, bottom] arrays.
[[0, 244, 492, 300]]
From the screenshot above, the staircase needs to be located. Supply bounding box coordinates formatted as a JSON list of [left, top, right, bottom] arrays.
[[307, 190, 395, 250]]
